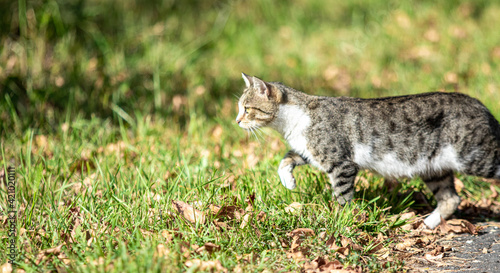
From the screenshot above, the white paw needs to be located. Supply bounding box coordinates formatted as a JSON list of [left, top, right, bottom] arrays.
[[424, 211, 442, 229], [278, 166, 296, 190]]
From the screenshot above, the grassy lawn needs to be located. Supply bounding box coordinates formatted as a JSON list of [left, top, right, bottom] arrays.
[[2, 0, 500, 272]]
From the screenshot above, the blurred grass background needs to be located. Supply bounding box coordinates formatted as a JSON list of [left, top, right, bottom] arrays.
[[2, 0, 500, 136], [2, 1, 500, 271]]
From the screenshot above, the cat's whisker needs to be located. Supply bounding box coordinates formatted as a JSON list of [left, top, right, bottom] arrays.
[[247, 125, 261, 142], [254, 126, 266, 141], [251, 130, 257, 141], [259, 128, 267, 141], [249, 126, 261, 142], [254, 131, 263, 142], [254, 127, 266, 141], [248, 127, 254, 139]]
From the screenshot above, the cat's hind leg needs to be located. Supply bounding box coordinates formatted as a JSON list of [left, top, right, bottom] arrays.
[[422, 171, 461, 229], [328, 162, 358, 205], [278, 151, 307, 190]]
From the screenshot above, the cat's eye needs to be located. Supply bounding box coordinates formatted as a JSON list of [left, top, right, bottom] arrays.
[[244, 107, 248, 114]]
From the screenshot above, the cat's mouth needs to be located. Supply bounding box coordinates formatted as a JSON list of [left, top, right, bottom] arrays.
[[238, 122, 253, 130], [238, 121, 263, 132]]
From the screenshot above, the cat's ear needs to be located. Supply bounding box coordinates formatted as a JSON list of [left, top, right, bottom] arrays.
[[242, 73, 271, 98], [252, 76, 271, 98], [241, 72, 252, 88]]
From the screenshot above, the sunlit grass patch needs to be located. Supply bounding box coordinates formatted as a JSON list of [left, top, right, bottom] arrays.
[[2, 0, 500, 271], [0, 115, 428, 272]]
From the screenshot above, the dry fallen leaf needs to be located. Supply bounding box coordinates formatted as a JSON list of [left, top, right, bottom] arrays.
[[256, 211, 267, 222], [424, 28, 440, 43], [203, 242, 220, 253], [357, 231, 373, 245], [439, 218, 477, 235], [336, 246, 350, 257], [211, 125, 223, 139], [1, 263, 12, 273], [57, 252, 71, 265], [233, 265, 244, 273], [326, 234, 341, 251], [212, 205, 244, 220], [444, 72, 458, 84], [214, 221, 228, 230], [490, 185, 498, 199], [427, 245, 445, 256], [303, 255, 328, 271], [156, 244, 170, 258], [394, 211, 416, 231], [395, 238, 416, 251], [323, 66, 351, 94], [161, 230, 173, 244], [366, 237, 385, 254], [290, 238, 302, 252], [340, 235, 363, 251], [286, 250, 307, 262], [180, 241, 191, 258], [454, 177, 464, 193], [185, 259, 227, 272], [240, 213, 252, 229], [289, 228, 315, 238], [425, 252, 444, 261], [287, 228, 316, 254], [35, 135, 48, 151], [35, 244, 65, 265], [354, 176, 369, 189], [398, 211, 416, 221], [195, 243, 221, 255], [285, 202, 302, 214], [74, 172, 98, 193], [318, 259, 346, 271], [45, 244, 63, 254], [172, 200, 206, 224], [172, 95, 187, 113], [245, 193, 256, 209], [209, 204, 221, 215], [374, 247, 391, 260]]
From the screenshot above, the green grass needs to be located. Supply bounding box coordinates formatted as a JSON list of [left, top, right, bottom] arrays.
[[2, 0, 500, 272], [2, 119, 413, 272]]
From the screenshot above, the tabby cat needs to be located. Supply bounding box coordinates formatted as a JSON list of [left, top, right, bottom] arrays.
[[236, 73, 500, 228]]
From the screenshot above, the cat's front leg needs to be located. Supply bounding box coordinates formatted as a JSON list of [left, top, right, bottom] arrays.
[[328, 162, 359, 205], [278, 151, 307, 190]]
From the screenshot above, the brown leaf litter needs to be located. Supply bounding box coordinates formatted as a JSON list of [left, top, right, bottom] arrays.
[[302, 256, 362, 273], [185, 259, 227, 273], [166, 192, 493, 272], [285, 202, 303, 214], [437, 218, 478, 235], [172, 200, 206, 224]]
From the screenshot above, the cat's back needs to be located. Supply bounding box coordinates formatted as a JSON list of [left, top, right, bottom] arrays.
[[336, 91, 486, 116], [313, 92, 494, 131]]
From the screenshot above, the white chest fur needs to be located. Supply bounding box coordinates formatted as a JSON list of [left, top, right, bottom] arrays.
[[270, 105, 322, 170]]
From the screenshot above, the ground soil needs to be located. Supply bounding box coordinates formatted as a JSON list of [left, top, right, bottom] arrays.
[[411, 223, 500, 273]]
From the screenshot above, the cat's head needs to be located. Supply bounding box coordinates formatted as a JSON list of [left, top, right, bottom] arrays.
[[236, 73, 283, 130]]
